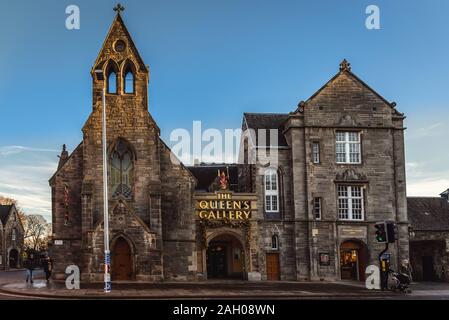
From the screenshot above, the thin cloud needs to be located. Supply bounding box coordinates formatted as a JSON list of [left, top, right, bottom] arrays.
[[407, 122, 445, 139], [0, 145, 59, 156], [0, 148, 57, 222]]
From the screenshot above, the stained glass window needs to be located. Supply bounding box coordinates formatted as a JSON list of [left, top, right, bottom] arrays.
[[110, 140, 134, 199]]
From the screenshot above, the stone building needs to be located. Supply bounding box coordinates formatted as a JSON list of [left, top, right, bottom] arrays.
[[49, 11, 197, 282], [0, 204, 24, 270], [408, 190, 449, 282], [49, 8, 409, 282], [228, 58, 408, 282]]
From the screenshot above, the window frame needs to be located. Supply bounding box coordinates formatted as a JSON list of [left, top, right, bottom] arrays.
[[271, 235, 279, 250], [264, 169, 280, 213], [313, 197, 322, 220], [337, 185, 365, 221], [109, 140, 135, 199], [123, 64, 135, 94], [11, 228, 16, 241], [107, 70, 118, 94], [312, 142, 320, 164], [336, 131, 362, 164]]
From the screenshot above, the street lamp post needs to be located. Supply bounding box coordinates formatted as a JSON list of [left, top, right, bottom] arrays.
[[102, 87, 111, 293]]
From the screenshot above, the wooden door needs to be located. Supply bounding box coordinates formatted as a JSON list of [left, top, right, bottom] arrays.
[[422, 256, 434, 281], [207, 244, 227, 278], [112, 238, 132, 281], [266, 253, 280, 280]]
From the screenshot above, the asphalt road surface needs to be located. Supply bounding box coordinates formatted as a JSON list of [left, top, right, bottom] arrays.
[[1, 269, 449, 300], [0, 269, 48, 300]]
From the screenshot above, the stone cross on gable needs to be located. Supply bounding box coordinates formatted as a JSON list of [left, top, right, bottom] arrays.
[[113, 3, 125, 13], [339, 59, 351, 72]]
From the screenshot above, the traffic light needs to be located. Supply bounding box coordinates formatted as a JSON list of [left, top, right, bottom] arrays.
[[375, 222, 387, 243], [386, 221, 398, 244], [375, 221, 398, 243]]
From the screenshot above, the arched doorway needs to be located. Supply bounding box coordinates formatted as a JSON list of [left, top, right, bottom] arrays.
[[9, 249, 19, 269], [340, 240, 368, 281], [112, 237, 133, 281], [207, 233, 245, 280]]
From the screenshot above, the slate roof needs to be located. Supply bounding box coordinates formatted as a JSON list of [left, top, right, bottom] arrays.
[[0, 205, 13, 225], [243, 113, 289, 147], [188, 164, 240, 192], [407, 197, 449, 231]]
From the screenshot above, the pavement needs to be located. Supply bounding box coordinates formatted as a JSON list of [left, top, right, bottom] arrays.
[[1, 269, 449, 300]]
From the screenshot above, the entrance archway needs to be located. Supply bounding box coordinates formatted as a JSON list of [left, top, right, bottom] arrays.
[[112, 237, 133, 281], [207, 233, 245, 279], [9, 249, 19, 269], [340, 240, 368, 281]]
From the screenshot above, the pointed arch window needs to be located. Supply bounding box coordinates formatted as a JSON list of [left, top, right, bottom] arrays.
[[271, 235, 279, 250], [110, 139, 134, 199], [106, 62, 119, 94], [123, 64, 135, 94], [108, 71, 117, 94]]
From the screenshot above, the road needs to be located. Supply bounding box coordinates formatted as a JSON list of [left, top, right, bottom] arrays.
[[0, 269, 48, 300], [1, 269, 449, 300]]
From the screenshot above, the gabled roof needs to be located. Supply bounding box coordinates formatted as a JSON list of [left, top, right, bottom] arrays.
[[297, 60, 404, 117], [0, 204, 13, 225], [408, 197, 449, 231], [242, 113, 289, 147], [49, 142, 83, 185], [91, 12, 147, 73]]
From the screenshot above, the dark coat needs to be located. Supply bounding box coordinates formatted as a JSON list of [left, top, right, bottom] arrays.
[[23, 259, 36, 271], [43, 259, 53, 272]]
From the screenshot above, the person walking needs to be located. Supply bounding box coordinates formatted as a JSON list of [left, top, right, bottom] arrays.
[[24, 254, 35, 284], [42, 255, 53, 282]]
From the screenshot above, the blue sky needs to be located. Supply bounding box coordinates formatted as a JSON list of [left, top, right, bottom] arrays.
[[0, 0, 448, 221]]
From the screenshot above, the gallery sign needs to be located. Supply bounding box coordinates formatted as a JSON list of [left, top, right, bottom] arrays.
[[194, 192, 256, 221]]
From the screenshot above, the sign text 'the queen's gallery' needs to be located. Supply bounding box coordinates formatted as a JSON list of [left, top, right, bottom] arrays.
[[196, 192, 253, 220]]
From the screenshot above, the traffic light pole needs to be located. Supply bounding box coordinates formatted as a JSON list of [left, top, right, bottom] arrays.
[[378, 243, 389, 291]]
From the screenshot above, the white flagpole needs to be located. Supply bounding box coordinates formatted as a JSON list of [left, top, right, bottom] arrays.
[[102, 88, 111, 293]]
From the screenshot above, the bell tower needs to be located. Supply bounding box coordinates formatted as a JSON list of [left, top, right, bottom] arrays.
[[91, 5, 150, 115], [82, 5, 161, 229]]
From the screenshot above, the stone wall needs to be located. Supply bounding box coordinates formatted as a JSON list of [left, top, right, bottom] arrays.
[[410, 231, 449, 282], [48, 144, 83, 278], [160, 142, 197, 281], [241, 66, 408, 281]]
